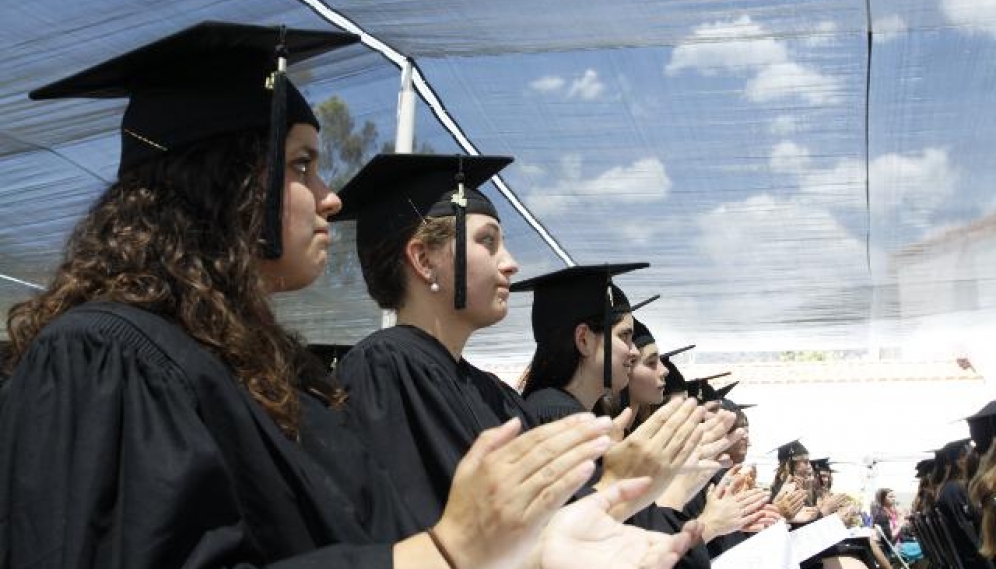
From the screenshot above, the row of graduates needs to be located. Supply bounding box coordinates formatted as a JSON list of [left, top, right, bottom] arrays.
[[905, 403, 996, 569], [595, 323, 899, 569], [0, 20, 787, 569]]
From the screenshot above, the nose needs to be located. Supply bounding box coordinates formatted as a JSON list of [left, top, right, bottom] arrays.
[[317, 179, 342, 219], [498, 245, 519, 278]]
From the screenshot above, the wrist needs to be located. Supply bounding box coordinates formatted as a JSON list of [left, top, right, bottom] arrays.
[[431, 520, 471, 569], [699, 518, 718, 543]]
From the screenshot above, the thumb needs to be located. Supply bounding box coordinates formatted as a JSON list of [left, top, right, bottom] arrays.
[[462, 417, 521, 466], [584, 477, 652, 512], [612, 407, 635, 433]]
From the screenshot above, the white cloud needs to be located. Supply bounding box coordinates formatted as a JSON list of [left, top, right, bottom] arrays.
[[666, 15, 787, 75], [517, 163, 546, 177], [770, 141, 812, 174], [574, 157, 671, 197], [798, 157, 864, 209], [805, 21, 839, 47], [695, 193, 866, 290], [941, 0, 996, 38], [768, 142, 958, 227], [746, 61, 842, 105], [869, 147, 959, 227], [667, 15, 841, 105], [567, 69, 606, 100], [873, 14, 907, 44], [529, 75, 565, 93], [770, 115, 801, 136], [528, 157, 671, 216]]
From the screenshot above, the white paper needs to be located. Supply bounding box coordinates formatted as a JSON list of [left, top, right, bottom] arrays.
[[712, 521, 798, 569], [789, 514, 851, 565], [848, 526, 874, 538]]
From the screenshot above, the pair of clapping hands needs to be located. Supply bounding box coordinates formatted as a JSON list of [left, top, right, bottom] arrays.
[[636, 402, 772, 541], [772, 481, 851, 525], [431, 397, 744, 569], [430, 408, 699, 569]]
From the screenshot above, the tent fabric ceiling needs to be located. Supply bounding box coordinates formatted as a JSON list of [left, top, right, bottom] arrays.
[[3, 0, 996, 368]]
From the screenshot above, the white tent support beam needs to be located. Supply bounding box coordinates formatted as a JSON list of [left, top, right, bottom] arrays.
[[299, 0, 576, 267], [0, 273, 43, 290], [394, 58, 416, 154]]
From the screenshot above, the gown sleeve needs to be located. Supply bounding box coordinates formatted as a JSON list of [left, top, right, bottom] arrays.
[[0, 317, 392, 569], [335, 340, 457, 529]]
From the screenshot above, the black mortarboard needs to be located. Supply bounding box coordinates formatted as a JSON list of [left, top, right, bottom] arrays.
[[687, 372, 733, 402], [810, 458, 837, 473], [30, 21, 358, 259], [915, 459, 935, 478], [719, 399, 756, 412], [966, 400, 996, 454], [511, 263, 651, 411], [774, 439, 810, 462], [631, 318, 654, 350], [337, 153, 513, 310], [661, 344, 695, 396], [936, 438, 972, 464], [630, 313, 666, 350]]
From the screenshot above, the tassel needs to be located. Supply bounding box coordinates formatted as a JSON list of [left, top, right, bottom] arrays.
[[599, 281, 615, 416], [452, 159, 468, 309], [261, 26, 288, 259]]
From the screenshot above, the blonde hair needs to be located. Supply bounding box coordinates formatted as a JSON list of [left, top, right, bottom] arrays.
[[358, 216, 455, 309]]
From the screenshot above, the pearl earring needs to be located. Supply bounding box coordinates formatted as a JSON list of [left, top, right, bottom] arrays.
[[430, 281, 440, 293]]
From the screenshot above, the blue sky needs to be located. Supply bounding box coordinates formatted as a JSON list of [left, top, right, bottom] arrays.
[[4, 0, 996, 353]]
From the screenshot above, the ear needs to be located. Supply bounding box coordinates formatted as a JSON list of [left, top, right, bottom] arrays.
[[574, 322, 596, 357], [403, 237, 435, 285]]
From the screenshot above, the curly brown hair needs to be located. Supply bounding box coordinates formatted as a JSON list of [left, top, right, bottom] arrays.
[[358, 216, 455, 309], [970, 444, 996, 557], [5, 130, 306, 438]]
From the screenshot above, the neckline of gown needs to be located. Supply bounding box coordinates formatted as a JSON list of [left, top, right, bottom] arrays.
[[392, 324, 466, 367]]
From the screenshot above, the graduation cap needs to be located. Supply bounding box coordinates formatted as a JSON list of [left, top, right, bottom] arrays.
[[686, 372, 734, 402], [773, 439, 810, 462], [719, 399, 756, 413], [511, 263, 652, 412], [810, 458, 837, 473], [337, 153, 513, 310], [935, 438, 973, 464], [660, 344, 694, 396], [965, 400, 996, 454], [914, 458, 935, 478], [30, 21, 359, 260], [631, 316, 659, 350]]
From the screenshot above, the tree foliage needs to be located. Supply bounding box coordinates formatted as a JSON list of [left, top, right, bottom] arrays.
[[315, 96, 379, 190]]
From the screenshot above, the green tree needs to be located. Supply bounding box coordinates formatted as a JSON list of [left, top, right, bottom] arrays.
[[315, 95, 436, 190], [315, 96, 380, 190]]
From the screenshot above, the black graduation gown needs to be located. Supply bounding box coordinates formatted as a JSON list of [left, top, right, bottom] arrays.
[[523, 387, 588, 425], [298, 394, 423, 541], [936, 480, 994, 569], [335, 324, 534, 530], [524, 388, 712, 569], [0, 302, 393, 569]]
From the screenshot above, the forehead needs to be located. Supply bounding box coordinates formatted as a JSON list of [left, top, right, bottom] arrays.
[[286, 123, 319, 150], [467, 212, 501, 230]]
